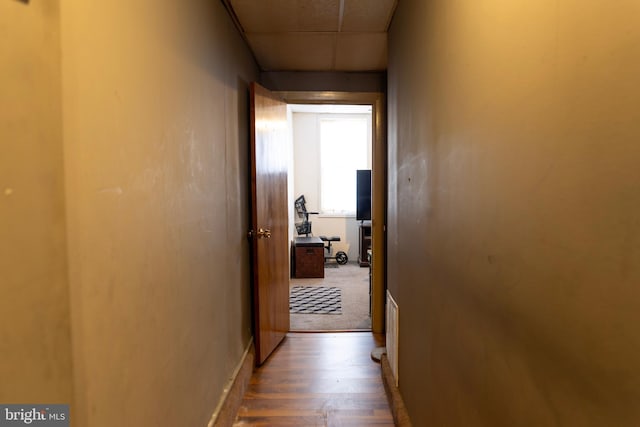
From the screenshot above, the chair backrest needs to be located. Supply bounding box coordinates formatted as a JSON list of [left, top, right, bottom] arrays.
[[294, 195, 311, 236], [294, 195, 308, 219]]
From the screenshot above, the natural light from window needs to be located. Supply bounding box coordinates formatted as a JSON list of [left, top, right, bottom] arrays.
[[319, 117, 369, 215]]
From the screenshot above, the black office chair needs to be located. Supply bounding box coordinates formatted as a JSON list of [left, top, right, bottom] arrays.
[[294, 195, 348, 265], [294, 195, 315, 236]]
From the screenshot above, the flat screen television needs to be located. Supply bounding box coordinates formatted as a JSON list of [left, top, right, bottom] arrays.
[[356, 169, 371, 221]]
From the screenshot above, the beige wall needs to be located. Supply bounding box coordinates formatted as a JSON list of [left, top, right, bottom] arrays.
[[60, 0, 257, 424], [387, 1, 640, 425], [0, 1, 73, 404], [0, 0, 256, 425]]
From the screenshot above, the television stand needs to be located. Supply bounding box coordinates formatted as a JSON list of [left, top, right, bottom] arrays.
[[358, 221, 372, 267]]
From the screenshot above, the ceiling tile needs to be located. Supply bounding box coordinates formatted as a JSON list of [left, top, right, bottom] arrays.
[[230, 0, 341, 32], [341, 0, 397, 32], [246, 33, 337, 71], [335, 33, 387, 71]]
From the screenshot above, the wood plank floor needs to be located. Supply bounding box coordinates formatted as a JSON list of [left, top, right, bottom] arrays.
[[233, 332, 394, 427]]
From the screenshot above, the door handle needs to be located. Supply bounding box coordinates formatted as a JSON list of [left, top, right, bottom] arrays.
[[248, 228, 272, 239], [257, 228, 271, 238]]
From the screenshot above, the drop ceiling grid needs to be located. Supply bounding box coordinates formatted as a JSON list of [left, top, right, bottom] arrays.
[[247, 33, 337, 71], [230, 0, 341, 33], [227, 0, 397, 71], [335, 33, 387, 71], [341, 0, 398, 32]]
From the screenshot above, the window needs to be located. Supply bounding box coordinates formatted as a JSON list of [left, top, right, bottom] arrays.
[[319, 117, 369, 215]]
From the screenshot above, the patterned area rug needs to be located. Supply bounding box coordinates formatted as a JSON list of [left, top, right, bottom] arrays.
[[290, 286, 342, 315]]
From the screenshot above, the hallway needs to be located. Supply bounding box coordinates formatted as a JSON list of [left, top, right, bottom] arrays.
[[4, 0, 640, 425], [233, 333, 393, 426]]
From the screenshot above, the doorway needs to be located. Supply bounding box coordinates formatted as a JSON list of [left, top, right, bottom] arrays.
[[277, 91, 386, 334], [289, 104, 373, 331]]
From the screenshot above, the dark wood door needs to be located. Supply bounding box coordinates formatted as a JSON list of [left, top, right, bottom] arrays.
[[249, 82, 290, 365]]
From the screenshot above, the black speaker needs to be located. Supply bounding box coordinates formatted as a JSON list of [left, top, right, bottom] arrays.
[[356, 169, 371, 220]]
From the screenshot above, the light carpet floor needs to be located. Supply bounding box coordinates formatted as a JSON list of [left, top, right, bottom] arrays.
[[289, 262, 371, 331]]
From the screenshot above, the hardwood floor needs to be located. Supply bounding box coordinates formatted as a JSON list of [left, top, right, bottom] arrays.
[[233, 332, 394, 427]]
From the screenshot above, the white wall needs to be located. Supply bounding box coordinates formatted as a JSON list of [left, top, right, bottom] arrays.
[[292, 112, 372, 262]]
